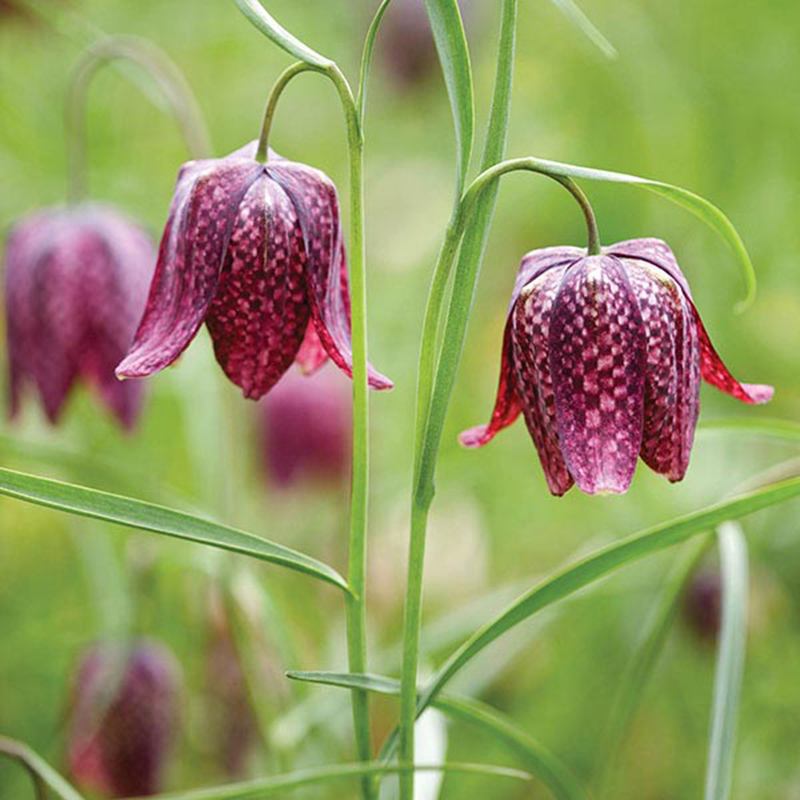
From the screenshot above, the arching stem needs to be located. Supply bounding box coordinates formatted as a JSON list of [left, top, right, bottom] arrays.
[[66, 35, 211, 203]]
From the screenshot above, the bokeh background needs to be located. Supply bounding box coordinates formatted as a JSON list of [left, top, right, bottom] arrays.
[[1, 0, 799, 798]]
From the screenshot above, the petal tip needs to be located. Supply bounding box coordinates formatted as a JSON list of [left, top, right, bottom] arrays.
[[459, 425, 492, 448], [742, 383, 774, 405]]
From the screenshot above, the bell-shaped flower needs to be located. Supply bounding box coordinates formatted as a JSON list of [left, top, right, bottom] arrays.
[[4, 204, 154, 429], [461, 239, 773, 496], [258, 365, 351, 488], [116, 143, 392, 399], [67, 639, 180, 798]]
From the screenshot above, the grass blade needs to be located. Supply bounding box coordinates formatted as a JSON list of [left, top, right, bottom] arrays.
[[0, 467, 349, 592], [0, 737, 85, 800], [699, 417, 800, 443], [549, 0, 617, 59], [287, 671, 586, 800], [423, 0, 475, 193], [150, 762, 531, 799], [705, 523, 749, 800]]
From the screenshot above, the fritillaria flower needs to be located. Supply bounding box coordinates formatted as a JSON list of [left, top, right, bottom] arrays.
[[461, 239, 773, 496], [258, 366, 351, 488], [116, 143, 392, 399], [67, 640, 180, 798], [4, 204, 154, 429]]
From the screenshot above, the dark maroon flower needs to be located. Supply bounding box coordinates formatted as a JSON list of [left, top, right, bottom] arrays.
[[4, 204, 154, 429], [683, 568, 722, 641], [258, 365, 352, 488], [67, 640, 180, 798], [116, 142, 392, 399], [461, 239, 773, 496]]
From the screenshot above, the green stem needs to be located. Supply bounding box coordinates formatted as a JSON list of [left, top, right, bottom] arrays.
[[397, 2, 518, 797], [356, 0, 394, 125], [256, 61, 321, 162], [66, 35, 210, 203], [0, 737, 84, 800]]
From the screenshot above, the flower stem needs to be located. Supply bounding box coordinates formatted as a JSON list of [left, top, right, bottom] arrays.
[[356, 0, 394, 126], [66, 35, 210, 203], [256, 61, 321, 162], [397, 2, 518, 797], [325, 63, 376, 800]]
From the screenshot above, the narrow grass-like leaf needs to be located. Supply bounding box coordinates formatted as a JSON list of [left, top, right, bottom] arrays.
[[597, 539, 710, 797], [705, 523, 749, 800], [287, 671, 585, 800], [149, 762, 530, 799], [549, 0, 617, 58], [367, 479, 800, 766], [0, 468, 348, 592], [233, 0, 331, 68], [699, 417, 800, 443], [0, 737, 85, 800], [423, 0, 474, 192], [466, 156, 757, 308]]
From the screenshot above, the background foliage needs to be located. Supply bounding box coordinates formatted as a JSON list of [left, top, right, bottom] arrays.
[[1, 1, 798, 798]]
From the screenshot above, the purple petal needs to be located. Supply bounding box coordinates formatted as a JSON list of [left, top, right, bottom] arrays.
[[624, 262, 700, 481], [511, 266, 574, 495], [605, 237, 693, 298], [268, 160, 393, 390], [116, 158, 261, 379], [205, 176, 311, 399], [295, 322, 329, 375], [549, 255, 647, 494], [692, 301, 774, 404]]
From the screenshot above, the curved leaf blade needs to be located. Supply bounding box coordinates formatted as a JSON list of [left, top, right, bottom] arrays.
[[424, 0, 475, 192], [287, 671, 585, 800], [705, 523, 749, 800], [418, 478, 800, 731], [0, 737, 85, 800], [699, 417, 800, 443], [149, 762, 530, 799], [0, 468, 349, 592], [528, 157, 757, 308], [233, 0, 331, 68], [549, 0, 617, 59]]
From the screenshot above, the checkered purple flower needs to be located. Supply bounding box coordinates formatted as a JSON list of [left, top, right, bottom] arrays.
[[461, 239, 773, 496], [116, 142, 392, 399], [4, 204, 154, 429]]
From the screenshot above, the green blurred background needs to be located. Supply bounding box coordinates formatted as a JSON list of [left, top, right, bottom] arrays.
[[1, 0, 799, 798]]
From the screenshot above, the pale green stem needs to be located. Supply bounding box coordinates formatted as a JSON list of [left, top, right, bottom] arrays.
[[66, 35, 210, 203], [397, 4, 517, 796], [356, 0, 394, 125], [253, 61, 376, 800]]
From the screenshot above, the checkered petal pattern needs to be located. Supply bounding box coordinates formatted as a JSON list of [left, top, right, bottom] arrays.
[[116, 142, 392, 398], [461, 238, 773, 496], [4, 204, 153, 429]]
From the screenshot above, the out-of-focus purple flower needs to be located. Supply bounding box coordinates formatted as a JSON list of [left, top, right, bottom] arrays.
[[206, 610, 258, 778], [377, 0, 474, 87], [683, 569, 722, 641], [67, 640, 180, 798], [4, 204, 154, 429], [461, 239, 773, 496], [116, 142, 392, 399], [258, 365, 352, 488]]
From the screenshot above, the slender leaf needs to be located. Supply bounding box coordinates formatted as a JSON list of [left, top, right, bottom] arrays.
[[705, 523, 749, 800], [233, 0, 331, 68], [597, 538, 710, 797], [423, 0, 475, 192], [699, 417, 800, 443], [288, 671, 586, 800], [403, 479, 800, 745], [523, 157, 756, 307], [0, 467, 348, 592], [0, 737, 84, 800], [549, 0, 617, 58], [150, 762, 530, 800]]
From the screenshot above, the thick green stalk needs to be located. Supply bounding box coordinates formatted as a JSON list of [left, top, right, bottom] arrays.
[[397, 2, 518, 797], [66, 35, 210, 203]]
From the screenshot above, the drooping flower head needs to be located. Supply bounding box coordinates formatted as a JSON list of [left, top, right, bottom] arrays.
[[461, 239, 773, 496], [116, 142, 392, 399], [4, 204, 154, 429], [67, 639, 181, 798], [258, 365, 352, 488]]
